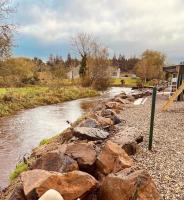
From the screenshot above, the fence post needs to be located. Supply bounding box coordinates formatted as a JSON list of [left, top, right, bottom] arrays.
[[148, 87, 157, 150]]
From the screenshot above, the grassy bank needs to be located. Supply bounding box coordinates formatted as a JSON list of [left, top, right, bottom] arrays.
[[111, 77, 154, 87], [0, 86, 99, 117]]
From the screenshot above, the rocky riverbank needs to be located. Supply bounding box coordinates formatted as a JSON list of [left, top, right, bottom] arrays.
[[0, 89, 162, 200]]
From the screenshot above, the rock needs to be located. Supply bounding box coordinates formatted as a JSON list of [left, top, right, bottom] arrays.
[[79, 118, 100, 128], [39, 171, 98, 200], [21, 169, 51, 200], [6, 183, 26, 200], [73, 127, 109, 141], [132, 92, 145, 99], [65, 142, 97, 169], [122, 141, 137, 155], [30, 149, 78, 173], [126, 95, 135, 102], [116, 92, 127, 99], [61, 155, 79, 172], [113, 126, 143, 144], [101, 109, 122, 125], [114, 97, 129, 104], [95, 115, 113, 128], [111, 135, 138, 155], [111, 126, 143, 155], [144, 90, 152, 96], [98, 170, 161, 200], [39, 189, 64, 200], [31, 142, 63, 158], [105, 102, 123, 110], [96, 141, 133, 175], [21, 170, 98, 200]]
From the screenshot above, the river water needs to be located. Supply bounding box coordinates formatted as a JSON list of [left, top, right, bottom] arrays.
[[0, 87, 132, 189]]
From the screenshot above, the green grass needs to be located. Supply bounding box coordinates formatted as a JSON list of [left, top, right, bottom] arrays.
[[39, 137, 53, 146], [0, 86, 99, 117], [111, 77, 140, 87], [111, 77, 154, 87], [9, 162, 28, 181]]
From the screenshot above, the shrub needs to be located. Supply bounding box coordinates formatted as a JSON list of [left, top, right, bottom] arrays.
[[39, 138, 52, 146], [136, 80, 144, 88], [9, 162, 28, 181], [121, 79, 125, 86]]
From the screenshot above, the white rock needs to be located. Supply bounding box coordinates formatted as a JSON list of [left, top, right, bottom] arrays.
[[39, 189, 64, 200]]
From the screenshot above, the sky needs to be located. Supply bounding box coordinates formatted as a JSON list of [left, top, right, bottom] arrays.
[[11, 0, 184, 63]]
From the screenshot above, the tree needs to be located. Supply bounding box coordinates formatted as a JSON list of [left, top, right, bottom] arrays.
[[112, 54, 118, 66], [135, 50, 165, 81], [0, 0, 14, 60], [65, 53, 72, 68], [79, 53, 87, 76], [86, 42, 110, 90], [72, 33, 94, 77], [72, 33, 110, 89]]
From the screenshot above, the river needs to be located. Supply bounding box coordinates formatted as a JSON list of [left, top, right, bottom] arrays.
[[0, 87, 132, 189]]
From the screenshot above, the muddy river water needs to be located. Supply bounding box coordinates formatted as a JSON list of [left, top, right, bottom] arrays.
[[0, 87, 132, 189]]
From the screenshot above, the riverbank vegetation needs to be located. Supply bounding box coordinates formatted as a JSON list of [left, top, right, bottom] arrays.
[[9, 162, 28, 181], [0, 86, 98, 117]]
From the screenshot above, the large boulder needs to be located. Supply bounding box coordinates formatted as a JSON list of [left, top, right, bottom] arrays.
[[65, 142, 97, 169], [96, 141, 133, 175], [21, 169, 51, 200], [114, 97, 130, 105], [30, 148, 78, 173], [115, 92, 128, 99], [105, 101, 123, 110], [132, 92, 147, 99], [101, 109, 122, 125], [98, 169, 161, 200], [111, 126, 143, 155], [73, 127, 109, 141], [126, 95, 135, 102], [21, 170, 98, 200], [95, 115, 113, 128], [79, 118, 100, 128]]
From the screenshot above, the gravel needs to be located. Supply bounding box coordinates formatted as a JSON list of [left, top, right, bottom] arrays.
[[121, 94, 184, 200]]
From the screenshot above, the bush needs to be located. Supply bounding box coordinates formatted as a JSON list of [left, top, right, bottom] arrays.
[[121, 79, 125, 86], [92, 77, 110, 90], [136, 80, 144, 88], [80, 76, 92, 87]]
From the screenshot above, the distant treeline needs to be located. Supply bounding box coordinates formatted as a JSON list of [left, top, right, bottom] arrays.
[[111, 54, 139, 73]]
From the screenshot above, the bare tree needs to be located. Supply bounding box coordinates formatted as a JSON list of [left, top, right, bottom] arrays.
[[71, 33, 94, 57], [87, 42, 110, 90], [0, 0, 14, 60], [71, 33, 95, 76]]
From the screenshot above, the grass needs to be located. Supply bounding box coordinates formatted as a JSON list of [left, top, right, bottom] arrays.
[[111, 77, 141, 87], [111, 77, 154, 87], [9, 162, 28, 181], [39, 137, 54, 146], [0, 86, 99, 117]]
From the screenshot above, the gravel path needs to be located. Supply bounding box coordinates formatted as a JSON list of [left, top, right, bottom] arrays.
[[121, 94, 184, 200]]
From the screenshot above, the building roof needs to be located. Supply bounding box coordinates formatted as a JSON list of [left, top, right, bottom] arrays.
[[163, 64, 184, 73]]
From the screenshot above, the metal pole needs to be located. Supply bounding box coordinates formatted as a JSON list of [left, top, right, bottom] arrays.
[[148, 87, 157, 150]]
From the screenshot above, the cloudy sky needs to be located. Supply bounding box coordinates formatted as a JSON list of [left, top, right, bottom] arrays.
[[12, 0, 184, 63]]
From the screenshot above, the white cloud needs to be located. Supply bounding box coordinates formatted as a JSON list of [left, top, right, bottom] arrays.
[[14, 0, 184, 62]]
